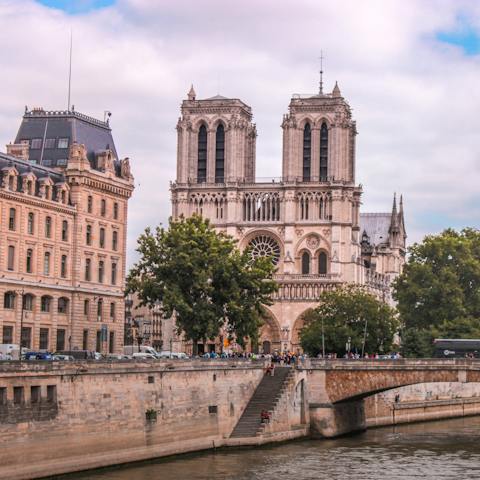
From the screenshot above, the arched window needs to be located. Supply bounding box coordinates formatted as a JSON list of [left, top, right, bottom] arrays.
[[62, 220, 68, 241], [112, 230, 118, 251], [44, 252, 50, 275], [61, 189, 67, 204], [27, 212, 34, 234], [110, 302, 116, 318], [301, 251, 310, 274], [98, 260, 104, 283], [26, 249, 33, 273], [23, 294, 34, 311], [60, 255, 67, 278], [113, 202, 119, 220], [45, 216, 52, 238], [8, 208, 16, 231], [27, 180, 33, 195], [85, 258, 91, 281], [320, 122, 328, 181], [318, 251, 328, 275], [84, 299, 90, 316], [303, 123, 311, 181], [197, 124, 207, 183], [87, 195, 93, 213], [4, 291, 15, 309], [86, 224, 92, 245], [215, 124, 225, 183], [99, 227, 105, 248], [101, 199, 106, 216], [41, 296, 52, 313], [58, 297, 69, 314]]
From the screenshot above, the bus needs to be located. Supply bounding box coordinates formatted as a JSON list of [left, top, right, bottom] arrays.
[[433, 339, 480, 358]]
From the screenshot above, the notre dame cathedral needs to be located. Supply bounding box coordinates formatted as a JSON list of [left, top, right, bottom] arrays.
[[171, 81, 406, 353]]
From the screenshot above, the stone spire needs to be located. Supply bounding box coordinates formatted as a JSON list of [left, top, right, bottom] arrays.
[[332, 81, 341, 97], [187, 84, 196, 101], [389, 193, 400, 236]]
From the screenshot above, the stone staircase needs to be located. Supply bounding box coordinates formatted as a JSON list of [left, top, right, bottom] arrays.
[[230, 366, 293, 438]]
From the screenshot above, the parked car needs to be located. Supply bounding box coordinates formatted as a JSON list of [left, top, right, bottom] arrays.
[[23, 351, 52, 361], [158, 351, 189, 359], [105, 353, 131, 360], [52, 354, 75, 361], [132, 352, 157, 359], [55, 350, 96, 360]]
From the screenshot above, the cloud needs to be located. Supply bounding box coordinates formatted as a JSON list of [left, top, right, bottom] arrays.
[[0, 0, 479, 266]]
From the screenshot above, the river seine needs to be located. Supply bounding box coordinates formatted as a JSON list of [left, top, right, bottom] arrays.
[[68, 416, 480, 480]]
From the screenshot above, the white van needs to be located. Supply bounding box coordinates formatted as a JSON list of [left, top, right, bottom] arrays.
[[0, 344, 20, 360], [124, 345, 159, 357]]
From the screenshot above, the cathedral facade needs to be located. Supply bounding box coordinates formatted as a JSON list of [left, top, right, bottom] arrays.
[[171, 83, 406, 353]]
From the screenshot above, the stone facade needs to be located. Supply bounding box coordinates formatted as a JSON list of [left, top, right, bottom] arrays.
[[171, 84, 407, 352], [0, 109, 134, 353]]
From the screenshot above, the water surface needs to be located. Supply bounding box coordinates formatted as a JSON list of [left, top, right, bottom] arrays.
[[67, 417, 480, 479]]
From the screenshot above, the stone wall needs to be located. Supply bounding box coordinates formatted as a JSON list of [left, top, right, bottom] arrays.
[[0, 360, 265, 480], [365, 382, 480, 427]]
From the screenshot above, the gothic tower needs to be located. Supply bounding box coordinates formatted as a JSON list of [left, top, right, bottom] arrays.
[[281, 82, 356, 184], [175, 86, 257, 185]]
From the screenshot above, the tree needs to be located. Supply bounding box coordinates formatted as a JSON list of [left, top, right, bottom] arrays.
[[126, 215, 277, 352], [300, 285, 399, 357], [394, 228, 480, 357]]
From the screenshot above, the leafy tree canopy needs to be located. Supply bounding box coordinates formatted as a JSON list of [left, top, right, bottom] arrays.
[[394, 228, 480, 357], [126, 215, 278, 349], [300, 285, 399, 357]]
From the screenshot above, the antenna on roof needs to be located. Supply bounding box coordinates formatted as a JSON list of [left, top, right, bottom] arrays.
[[67, 29, 73, 112], [319, 50, 324, 95]]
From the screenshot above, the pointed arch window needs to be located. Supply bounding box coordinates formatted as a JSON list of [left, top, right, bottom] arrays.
[[197, 124, 207, 183], [318, 251, 328, 275], [301, 251, 310, 274], [320, 122, 328, 181], [303, 123, 311, 181], [215, 124, 225, 183]]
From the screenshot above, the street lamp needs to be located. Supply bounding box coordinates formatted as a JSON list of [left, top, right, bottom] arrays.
[[17, 289, 25, 362], [361, 317, 368, 358]]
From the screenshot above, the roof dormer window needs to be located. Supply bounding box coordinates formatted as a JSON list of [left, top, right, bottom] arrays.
[[58, 138, 69, 149], [30, 138, 42, 149]]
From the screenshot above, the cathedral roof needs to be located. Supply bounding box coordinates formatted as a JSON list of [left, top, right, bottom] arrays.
[[360, 213, 392, 246]]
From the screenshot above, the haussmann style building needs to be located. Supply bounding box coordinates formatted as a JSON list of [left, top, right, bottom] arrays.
[[0, 107, 134, 354], [171, 82, 406, 354]]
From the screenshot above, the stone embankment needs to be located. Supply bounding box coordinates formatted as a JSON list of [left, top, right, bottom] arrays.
[[2, 359, 480, 479]]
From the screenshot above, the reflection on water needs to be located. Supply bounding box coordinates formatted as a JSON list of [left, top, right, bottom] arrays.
[[67, 417, 480, 480]]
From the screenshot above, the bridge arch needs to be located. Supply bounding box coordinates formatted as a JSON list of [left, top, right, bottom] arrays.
[[318, 360, 480, 404]]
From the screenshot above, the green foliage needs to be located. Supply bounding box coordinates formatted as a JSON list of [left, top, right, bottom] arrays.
[[394, 228, 480, 357], [126, 215, 277, 348], [300, 285, 399, 356]]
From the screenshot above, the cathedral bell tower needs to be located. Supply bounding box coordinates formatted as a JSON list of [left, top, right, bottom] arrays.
[[281, 82, 357, 184], [175, 86, 257, 184]]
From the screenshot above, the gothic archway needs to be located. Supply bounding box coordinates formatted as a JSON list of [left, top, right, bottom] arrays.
[[255, 309, 281, 354], [291, 309, 315, 353]]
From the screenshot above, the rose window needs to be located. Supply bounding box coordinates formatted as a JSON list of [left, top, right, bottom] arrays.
[[247, 235, 281, 265]]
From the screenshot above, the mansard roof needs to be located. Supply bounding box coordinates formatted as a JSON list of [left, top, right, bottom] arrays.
[[360, 213, 392, 246], [13, 107, 118, 169]]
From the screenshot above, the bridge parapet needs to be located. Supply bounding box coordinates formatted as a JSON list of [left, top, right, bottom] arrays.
[[301, 358, 480, 371]]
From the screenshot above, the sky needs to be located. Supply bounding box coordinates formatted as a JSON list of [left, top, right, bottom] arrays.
[[0, 0, 479, 267]]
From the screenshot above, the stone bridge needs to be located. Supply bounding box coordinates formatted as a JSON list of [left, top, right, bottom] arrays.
[[302, 358, 480, 437]]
